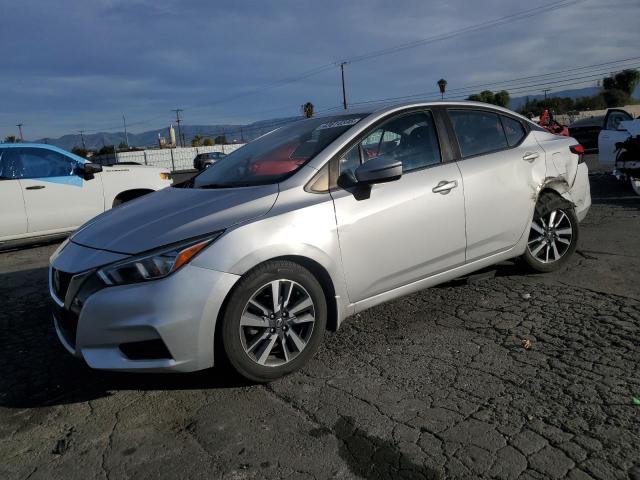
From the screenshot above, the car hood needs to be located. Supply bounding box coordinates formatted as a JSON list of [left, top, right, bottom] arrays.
[[71, 184, 279, 255]]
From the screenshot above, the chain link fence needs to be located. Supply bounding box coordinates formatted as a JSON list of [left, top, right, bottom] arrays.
[[92, 144, 245, 172]]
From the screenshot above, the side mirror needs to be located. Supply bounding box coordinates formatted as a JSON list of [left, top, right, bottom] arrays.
[[354, 155, 402, 185], [79, 162, 103, 180]]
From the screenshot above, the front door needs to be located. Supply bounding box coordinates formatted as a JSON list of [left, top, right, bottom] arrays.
[[0, 148, 28, 240], [447, 109, 546, 261], [330, 110, 466, 303], [598, 109, 633, 168], [5, 147, 104, 234]]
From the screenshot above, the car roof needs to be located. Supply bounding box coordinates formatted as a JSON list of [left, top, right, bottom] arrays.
[[0, 142, 87, 163], [318, 100, 535, 126]]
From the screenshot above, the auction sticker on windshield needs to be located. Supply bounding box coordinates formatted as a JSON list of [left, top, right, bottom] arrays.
[[317, 118, 361, 130]]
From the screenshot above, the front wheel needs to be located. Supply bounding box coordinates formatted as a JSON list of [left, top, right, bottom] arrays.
[[220, 260, 327, 382], [522, 192, 579, 273]]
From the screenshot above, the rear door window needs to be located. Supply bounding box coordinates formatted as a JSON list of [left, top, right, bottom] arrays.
[[449, 110, 509, 158]]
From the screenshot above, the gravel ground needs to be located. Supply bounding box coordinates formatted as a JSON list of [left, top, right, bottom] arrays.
[[1, 162, 639, 479]]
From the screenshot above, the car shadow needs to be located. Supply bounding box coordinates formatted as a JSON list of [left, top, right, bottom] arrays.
[[0, 266, 249, 409], [328, 416, 441, 480]]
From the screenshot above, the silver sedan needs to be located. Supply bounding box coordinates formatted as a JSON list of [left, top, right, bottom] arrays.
[[49, 101, 591, 382]]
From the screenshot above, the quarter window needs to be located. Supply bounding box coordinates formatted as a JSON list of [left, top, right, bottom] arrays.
[[449, 110, 508, 158], [500, 115, 526, 146]]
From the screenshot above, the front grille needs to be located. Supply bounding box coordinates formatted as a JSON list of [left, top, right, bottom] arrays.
[[52, 268, 73, 302], [53, 304, 79, 348]]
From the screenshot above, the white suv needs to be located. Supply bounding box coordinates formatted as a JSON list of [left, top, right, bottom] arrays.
[[0, 143, 172, 248]]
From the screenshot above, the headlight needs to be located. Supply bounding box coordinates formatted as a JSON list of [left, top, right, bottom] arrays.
[[97, 233, 222, 286], [160, 172, 172, 181]]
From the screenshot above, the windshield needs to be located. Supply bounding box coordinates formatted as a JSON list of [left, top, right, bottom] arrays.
[[190, 114, 364, 188]]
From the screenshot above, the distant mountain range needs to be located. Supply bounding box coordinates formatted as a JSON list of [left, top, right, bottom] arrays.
[[33, 118, 298, 150], [29, 86, 633, 150], [508, 87, 601, 110]]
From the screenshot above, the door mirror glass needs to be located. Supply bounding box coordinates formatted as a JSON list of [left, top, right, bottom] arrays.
[[354, 155, 402, 184]]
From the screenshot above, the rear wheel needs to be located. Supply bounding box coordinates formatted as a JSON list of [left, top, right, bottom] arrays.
[[220, 260, 326, 382], [522, 192, 579, 273]]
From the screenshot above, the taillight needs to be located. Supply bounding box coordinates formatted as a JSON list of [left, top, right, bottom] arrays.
[[570, 144, 585, 164]]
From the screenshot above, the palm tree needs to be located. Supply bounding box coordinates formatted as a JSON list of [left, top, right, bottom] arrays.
[[191, 133, 203, 147], [437, 79, 447, 100], [3, 135, 18, 143], [302, 102, 314, 118]]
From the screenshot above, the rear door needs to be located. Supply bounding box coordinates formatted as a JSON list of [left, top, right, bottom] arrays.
[[11, 147, 104, 234], [598, 109, 633, 167], [330, 109, 466, 303], [0, 148, 28, 240], [447, 108, 545, 262]]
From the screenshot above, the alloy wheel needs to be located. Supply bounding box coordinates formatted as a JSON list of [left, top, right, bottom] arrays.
[[527, 209, 573, 264], [239, 279, 316, 367]]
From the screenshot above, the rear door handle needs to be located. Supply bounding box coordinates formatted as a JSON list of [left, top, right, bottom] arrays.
[[432, 180, 458, 194], [25, 185, 46, 190], [522, 152, 539, 162]]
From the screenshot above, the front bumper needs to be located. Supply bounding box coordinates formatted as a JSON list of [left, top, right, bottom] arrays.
[[50, 261, 240, 372]]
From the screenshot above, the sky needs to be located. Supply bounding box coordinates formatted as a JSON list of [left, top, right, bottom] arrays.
[[2, 0, 639, 139]]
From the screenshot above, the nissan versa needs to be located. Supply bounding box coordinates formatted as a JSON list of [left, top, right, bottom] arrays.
[[50, 101, 591, 382]]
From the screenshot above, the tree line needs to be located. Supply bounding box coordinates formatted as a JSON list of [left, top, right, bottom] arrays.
[[465, 69, 639, 116]]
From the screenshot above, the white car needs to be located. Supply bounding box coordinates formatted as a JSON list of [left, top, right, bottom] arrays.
[[598, 108, 640, 195], [0, 143, 172, 248]]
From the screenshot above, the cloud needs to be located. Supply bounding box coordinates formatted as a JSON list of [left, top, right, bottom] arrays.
[[1, 0, 639, 138]]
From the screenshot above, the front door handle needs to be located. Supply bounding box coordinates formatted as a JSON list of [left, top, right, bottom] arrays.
[[432, 180, 458, 194], [522, 152, 539, 162], [25, 185, 46, 190]]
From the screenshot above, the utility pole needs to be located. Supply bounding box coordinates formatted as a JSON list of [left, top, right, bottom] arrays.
[[543, 88, 551, 100], [16, 123, 24, 142], [172, 109, 184, 147], [339, 62, 348, 110], [122, 115, 129, 148], [78, 130, 86, 149]]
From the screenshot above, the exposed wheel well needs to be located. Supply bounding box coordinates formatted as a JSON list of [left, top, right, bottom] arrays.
[[112, 189, 154, 207], [537, 187, 573, 208], [216, 255, 339, 337], [276, 255, 338, 332]]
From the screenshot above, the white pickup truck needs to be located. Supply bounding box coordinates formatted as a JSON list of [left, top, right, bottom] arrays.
[[0, 143, 172, 248], [598, 108, 640, 195]]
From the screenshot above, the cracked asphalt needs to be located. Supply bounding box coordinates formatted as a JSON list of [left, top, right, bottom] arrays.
[[1, 158, 639, 479]]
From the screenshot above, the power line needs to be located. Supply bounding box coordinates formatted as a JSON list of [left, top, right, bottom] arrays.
[[339, 0, 585, 64], [346, 62, 640, 107], [59, 0, 586, 136]]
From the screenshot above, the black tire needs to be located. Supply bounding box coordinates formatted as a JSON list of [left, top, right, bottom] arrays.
[[522, 191, 579, 273], [220, 260, 327, 383]]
